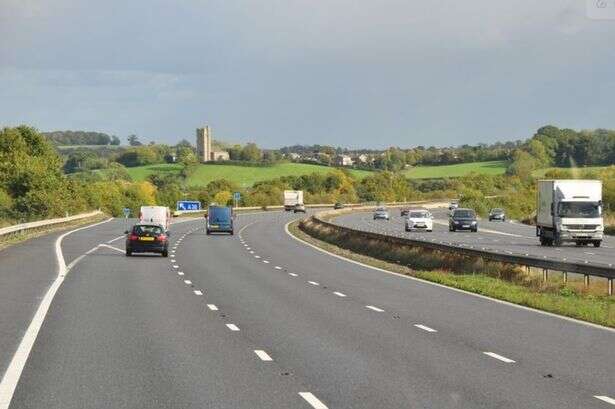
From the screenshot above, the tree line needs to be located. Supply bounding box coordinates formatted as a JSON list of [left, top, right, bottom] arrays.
[[43, 130, 120, 146]]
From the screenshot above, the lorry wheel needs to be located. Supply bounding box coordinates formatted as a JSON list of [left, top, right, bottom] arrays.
[[126, 250, 132, 256], [593, 241, 601, 248], [162, 250, 168, 257], [206, 230, 211, 235]]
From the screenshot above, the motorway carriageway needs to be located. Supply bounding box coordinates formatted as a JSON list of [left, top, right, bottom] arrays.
[[0, 210, 613, 408], [334, 208, 615, 268]]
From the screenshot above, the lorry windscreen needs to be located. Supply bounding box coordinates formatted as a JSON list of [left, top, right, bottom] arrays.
[[209, 207, 231, 223], [558, 202, 601, 218]]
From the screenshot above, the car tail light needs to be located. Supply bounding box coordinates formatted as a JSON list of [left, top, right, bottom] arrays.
[[156, 234, 167, 242], [129, 234, 139, 241]]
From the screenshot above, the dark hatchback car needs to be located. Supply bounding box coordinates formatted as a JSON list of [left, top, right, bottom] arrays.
[[206, 205, 234, 235], [125, 224, 169, 257], [488, 208, 506, 221], [449, 208, 478, 232]]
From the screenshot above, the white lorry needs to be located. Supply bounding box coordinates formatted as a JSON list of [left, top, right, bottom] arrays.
[[536, 180, 603, 247], [139, 206, 171, 231], [283, 190, 304, 211]]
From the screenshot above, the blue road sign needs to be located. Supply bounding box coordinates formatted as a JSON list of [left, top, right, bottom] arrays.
[[176, 201, 201, 211], [122, 208, 131, 218], [233, 192, 241, 201]]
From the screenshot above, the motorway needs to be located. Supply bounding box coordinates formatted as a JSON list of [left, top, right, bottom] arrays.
[[334, 208, 615, 269], [0, 210, 614, 408]]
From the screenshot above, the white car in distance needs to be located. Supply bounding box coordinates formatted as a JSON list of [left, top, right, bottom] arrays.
[[405, 210, 433, 232]]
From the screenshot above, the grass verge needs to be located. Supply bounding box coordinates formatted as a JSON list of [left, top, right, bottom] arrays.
[[290, 219, 615, 328], [0, 214, 109, 251]]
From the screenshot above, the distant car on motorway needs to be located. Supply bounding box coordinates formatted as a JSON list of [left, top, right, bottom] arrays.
[[373, 207, 390, 220], [125, 223, 169, 257], [449, 208, 478, 232], [334, 202, 344, 210], [293, 203, 307, 213], [488, 208, 506, 221], [400, 208, 409, 217], [206, 205, 234, 235], [405, 210, 433, 232], [448, 201, 459, 211]]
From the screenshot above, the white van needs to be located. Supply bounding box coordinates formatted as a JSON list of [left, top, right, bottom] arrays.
[[139, 206, 171, 231]]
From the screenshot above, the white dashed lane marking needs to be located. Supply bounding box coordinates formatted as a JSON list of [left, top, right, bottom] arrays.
[[254, 350, 273, 361], [226, 324, 240, 331], [173, 265, 179, 269], [366, 305, 385, 312], [289, 273, 298, 277], [193, 290, 202, 296], [207, 304, 218, 311], [184, 280, 192, 285], [177, 271, 184, 276], [595, 396, 615, 405], [308, 281, 319, 286], [275, 266, 282, 270], [333, 292, 347, 297], [483, 352, 515, 363], [299, 392, 329, 409], [254, 255, 261, 259], [263, 260, 270, 264], [414, 324, 437, 333]]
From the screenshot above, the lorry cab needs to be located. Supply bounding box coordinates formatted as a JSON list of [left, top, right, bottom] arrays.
[[537, 180, 603, 247]]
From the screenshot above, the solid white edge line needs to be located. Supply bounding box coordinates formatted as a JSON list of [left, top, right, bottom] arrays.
[[483, 352, 516, 363], [299, 392, 329, 409], [207, 304, 218, 311], [0, 217, 112, 409], [99, 243, 124, 253], [595, 396, 615, 405], [283, 220, 615, 334], [414, 324, 437, 333], [106, 234, 125, 244], [254, 350, 273, 361], [226, 323, 240, 331], [366, 305, 385, 312]]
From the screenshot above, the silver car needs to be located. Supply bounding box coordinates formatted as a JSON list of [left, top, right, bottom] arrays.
[[373, 207, 390, 220]]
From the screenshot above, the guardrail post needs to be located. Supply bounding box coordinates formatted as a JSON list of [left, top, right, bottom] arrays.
[[609, 278, 613, 296], [542, 269, 548, 282], [563, 272, 567, 284], [584, 275, 590, 288]]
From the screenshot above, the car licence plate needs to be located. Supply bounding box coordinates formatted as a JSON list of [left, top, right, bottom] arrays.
[[139, 237, 155, 241], [462, 225, 470, 228]]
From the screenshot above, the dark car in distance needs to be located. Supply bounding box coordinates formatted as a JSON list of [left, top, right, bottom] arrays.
[[207, 205, 234, 235], [334, 202, 344, 210], [125, 223, 169, 257], [293, 203, 307, 213], [400, 208, 409, 216], [449, 208, 478, 232], [488, 208, 506, 221]]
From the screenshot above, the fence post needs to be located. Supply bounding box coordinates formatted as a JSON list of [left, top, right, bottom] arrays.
[[542, 269, 548, 282], [563, 271, 568, 283], [609, 278, 613, 297], [584, 275, 590, 288]]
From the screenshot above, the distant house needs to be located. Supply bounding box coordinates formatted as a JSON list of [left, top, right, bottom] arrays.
[[355, 154, 369, 164], [211, 151, 230, 161], [287, 152, 301, 160], [333, 154, 353, 166]]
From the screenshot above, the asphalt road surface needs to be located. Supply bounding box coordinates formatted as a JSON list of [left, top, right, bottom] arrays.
[[0, 211, 614, 408], [334, 208, 615, 268]]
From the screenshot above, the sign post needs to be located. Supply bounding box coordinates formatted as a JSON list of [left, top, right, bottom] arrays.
[[122, 207, 131, 233], [233, 192, 241, 209]]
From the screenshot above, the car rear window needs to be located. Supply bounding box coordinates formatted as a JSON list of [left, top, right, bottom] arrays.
[[133, 225, 163, 235], [209, 207, 231, 223], [454, 210, 475, 218], [409, 212, 427, 218]]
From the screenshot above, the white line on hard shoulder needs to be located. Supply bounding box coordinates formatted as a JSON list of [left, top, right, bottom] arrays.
[[414, 324, 437, 333], [333, 291, 347, 297], [0, 217, 113, 409], [483, 352, 515, 363], [254, 350, 273, 361], [299, 392, 329, 409], [308, 281, 319, 286], [226, 324, 240, 331], [193, 290, 203, 296], [366, 305, 384, 312], [207, 304, 218, 311], [595, 396, 615, 405]]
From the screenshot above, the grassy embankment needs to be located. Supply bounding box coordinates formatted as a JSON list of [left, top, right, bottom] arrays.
[[125, 163, 373, 187], [403, 160, 508, 179], [291, 215, 615, 328]]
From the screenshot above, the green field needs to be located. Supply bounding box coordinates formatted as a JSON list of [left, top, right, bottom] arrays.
[[125, 163, 372, 187], [532, 165, 611, 178], [402, 160, 508, 179]]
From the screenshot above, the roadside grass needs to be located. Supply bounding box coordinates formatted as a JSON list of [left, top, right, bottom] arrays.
[[290, 219, 615, 328], [402, 160, 508, 179], [125, 163, 372, 187], [0, 213, 109, 251]]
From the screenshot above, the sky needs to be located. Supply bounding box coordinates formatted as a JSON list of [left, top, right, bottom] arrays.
[[1, 0, 615, 148]]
